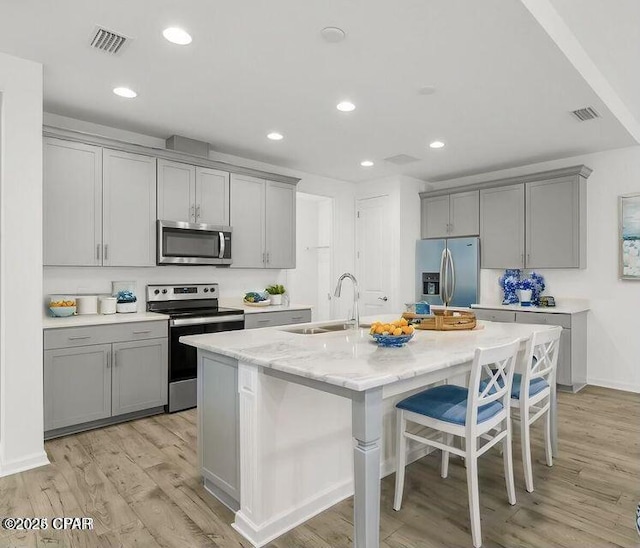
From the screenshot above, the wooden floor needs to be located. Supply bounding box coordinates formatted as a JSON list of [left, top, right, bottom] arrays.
[[1, 386, 638, 547]]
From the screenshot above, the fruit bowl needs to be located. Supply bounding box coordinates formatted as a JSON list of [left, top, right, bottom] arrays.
[[49, 306, 76, 317], [371, 332, 414, 347]]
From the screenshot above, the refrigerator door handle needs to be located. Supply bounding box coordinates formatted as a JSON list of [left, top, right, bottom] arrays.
[[439, 248, 447, 304], [446, 248, 456, 306]]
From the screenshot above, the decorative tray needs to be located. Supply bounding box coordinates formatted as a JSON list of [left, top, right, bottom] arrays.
[[403, 309, 476, 331]]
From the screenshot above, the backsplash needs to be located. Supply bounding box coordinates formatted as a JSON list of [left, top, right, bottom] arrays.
[[43, 266, 288, 311]]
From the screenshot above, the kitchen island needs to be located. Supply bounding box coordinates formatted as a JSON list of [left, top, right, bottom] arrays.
[[181, 317, 558, 548]]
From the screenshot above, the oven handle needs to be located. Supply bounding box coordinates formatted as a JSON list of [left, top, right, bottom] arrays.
[[170, 315, 244, 327], [219, 231, 226, 260]]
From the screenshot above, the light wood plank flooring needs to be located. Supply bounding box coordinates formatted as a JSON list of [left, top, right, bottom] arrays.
[[1, 386, 638, 547]]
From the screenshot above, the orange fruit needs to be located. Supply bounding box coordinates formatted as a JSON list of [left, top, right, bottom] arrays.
[[401, 325, 412, 334], [393, 328, 403, 336], [375, 325, 385, 335], [400, 318, 408, 327]]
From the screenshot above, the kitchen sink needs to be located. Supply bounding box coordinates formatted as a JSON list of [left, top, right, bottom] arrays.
[[283, 323, 370, 335]]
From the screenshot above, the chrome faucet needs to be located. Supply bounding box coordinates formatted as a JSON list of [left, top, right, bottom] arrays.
[[334, 272, 360, 329]]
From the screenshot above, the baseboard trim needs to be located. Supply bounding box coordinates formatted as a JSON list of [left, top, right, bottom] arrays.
[[0, 450, 49, 477], [586, 378, 640, 394], [233, 479, 353, 547]]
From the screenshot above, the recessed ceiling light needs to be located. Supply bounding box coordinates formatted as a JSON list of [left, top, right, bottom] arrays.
[[267, 132, 284, 141], [162, 27, 192, 45], [429, 140, 445, 149], [418, 85, 436, 95], [321, 27, 346, 43], [113, 87, 137, 99], [360, 160, 374, 167], [337, 101, 356, 112]]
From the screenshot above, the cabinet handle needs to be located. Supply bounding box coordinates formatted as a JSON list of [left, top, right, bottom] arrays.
[[266, 252, 270, 265], [291, 316, 303, 320], [191, 204, 195, 221], [104, 244, 108, 260], [68, 335, 91, 341], [106, 351, 111, 368], [526, 253, 530, 265], [196, 205, 201, 220], [262, 252, 265, 264], [114, 351, 118, 367], [96, 244, 101, 260], [257, 319, 270, 324], [133, 329, 152, 335]]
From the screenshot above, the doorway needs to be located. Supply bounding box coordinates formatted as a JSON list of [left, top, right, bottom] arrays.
[[288, 193, 335, 321]]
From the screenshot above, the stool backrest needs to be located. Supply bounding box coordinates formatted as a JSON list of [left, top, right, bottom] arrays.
[[521, 326, 562, 396], [467, 339, 520, 429]]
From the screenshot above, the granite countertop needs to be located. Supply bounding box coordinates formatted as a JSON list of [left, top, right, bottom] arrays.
[[219, 298, 313, 315], [471, 299, 589, 315], [180, 314, 554, 392], [43, 311, 170, 329]]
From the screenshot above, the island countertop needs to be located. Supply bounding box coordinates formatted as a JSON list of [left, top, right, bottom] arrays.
[[180, 315, 556, 392]]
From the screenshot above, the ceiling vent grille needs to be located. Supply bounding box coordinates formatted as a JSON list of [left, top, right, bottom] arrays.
[[384, 154, 421, 165], [571, 107, 600, 122], [90, 26, 129, 54]]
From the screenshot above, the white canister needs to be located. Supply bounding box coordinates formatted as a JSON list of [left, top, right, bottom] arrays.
[[76, 295, 98, 315], [99, 297, 117, 315], [116, 301, 137, 314]]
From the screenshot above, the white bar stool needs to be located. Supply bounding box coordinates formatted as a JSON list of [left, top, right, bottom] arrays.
[[510, 326, 562, 492], [393, 340, 520, 548]]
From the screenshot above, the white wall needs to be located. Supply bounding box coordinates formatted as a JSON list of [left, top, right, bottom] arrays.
[[356, 175, 424, 314], [0, 52, 47, 476], [430, 145, 640, 392], [42, 114, 356, 319]]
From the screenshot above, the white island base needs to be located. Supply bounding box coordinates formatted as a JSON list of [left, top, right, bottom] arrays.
[[185, 319, 558, 547]]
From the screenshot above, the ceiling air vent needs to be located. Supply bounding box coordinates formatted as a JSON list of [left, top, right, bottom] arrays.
[[384, 154, 421, 165], [571, 107, 600, 122], [89, 26, 129, 55]]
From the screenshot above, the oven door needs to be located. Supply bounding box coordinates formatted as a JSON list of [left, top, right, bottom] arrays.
[[157, 220, 232, 265]]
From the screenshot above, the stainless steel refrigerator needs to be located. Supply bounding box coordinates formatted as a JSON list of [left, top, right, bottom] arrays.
[[415, 237, 479, 307]]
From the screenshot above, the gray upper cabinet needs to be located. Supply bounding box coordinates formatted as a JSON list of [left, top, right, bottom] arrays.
[[196, 167, 230, 226], [230, 174, 266, 268], [480, 184, 525, 268], [44, 138, 102, 266], [157, 159, 196, 223], [421, 195, 449, 238], [157, 161, 230, 226], [420, 191, 479, 239], [44, 344, 112, 431], [265, 181, 296, 268], [230, 175, 296, 269], [526, 176, 586, 268], [103, 149, 157, 267], [449, 191, 480, 237], [111, 339, 168, 416]]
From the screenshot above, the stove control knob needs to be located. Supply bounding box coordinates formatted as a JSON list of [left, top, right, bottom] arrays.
[[210, 287, 215, 293], [154, 289, 160, 295], [162, 289, 168, 294], [203, 288, 209, 293]]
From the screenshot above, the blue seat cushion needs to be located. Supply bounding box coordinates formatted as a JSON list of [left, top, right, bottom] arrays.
[[510, 373, 548, 400], [396, 384, 503, 426], [479, 373, 549, 400]]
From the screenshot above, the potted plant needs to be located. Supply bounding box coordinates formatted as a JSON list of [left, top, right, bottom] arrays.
[[265, 284, 286, 305]]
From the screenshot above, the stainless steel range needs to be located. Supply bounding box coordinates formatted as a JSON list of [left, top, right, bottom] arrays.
[[146, 283, 244, 412]]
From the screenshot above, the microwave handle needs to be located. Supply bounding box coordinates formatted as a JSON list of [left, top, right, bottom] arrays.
[[219, 231, 225, 259]]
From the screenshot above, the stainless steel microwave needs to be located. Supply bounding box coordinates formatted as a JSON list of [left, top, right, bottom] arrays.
[[157, 220, 232, 265]]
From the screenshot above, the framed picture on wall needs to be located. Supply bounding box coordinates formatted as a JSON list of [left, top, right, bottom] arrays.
[[620, 193, 640, 279]]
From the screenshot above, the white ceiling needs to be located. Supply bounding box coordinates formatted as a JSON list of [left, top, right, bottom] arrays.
[[0, 0, 636, 183]]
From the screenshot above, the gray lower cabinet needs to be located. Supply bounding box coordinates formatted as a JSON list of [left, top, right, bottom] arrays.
[[44, 321, 168, 438], [199, 353, 239, 510], [474, 308, 586, 391], [44, 344, 112, 431], [244, 309, 312, 329], [112, 339, 168, 416]]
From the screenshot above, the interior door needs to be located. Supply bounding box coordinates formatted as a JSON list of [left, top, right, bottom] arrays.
[[357, 196, 392, 316]]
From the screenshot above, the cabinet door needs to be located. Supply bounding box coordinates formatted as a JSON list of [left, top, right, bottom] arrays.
[[449, 191, 479, 237], [421, 195, 450, 239], [556, 328, 572, 386], [44, 344, 111, 431], [43, 138, 102, 266], [526, 177, 583, 268], [112, 339, 168, 416], [265, 181, 296, 268], [157, 159, 196, 223], [103, 150, 157, 266], [230, 174, 265, 268], [196, 167, 230, 226], [480, 184, 525, 268]]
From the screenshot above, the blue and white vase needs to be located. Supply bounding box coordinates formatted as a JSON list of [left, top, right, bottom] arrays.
[[499, 269, 521, 305]]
